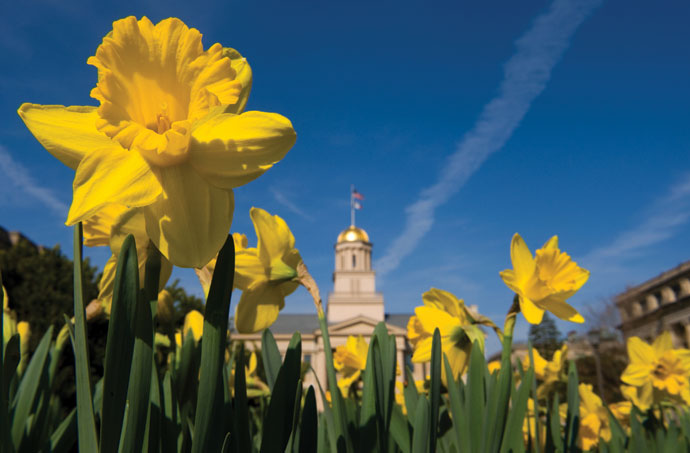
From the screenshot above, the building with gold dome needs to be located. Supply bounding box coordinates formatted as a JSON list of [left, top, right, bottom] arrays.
[[231, 223, 420, 399]]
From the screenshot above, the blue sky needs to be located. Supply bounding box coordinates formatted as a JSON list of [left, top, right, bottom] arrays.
[[1, 0, 689, 353]]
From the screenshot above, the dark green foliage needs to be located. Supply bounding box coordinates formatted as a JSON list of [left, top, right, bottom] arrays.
[[165, 279, 205, 328], [528, 312, 563, 359], [575, 341, 628, 404]]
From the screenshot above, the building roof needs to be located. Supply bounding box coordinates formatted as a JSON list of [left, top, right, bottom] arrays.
[[337, 225, 370, 243], [615, 259, 690, 304], [229, 312, 412, 335]]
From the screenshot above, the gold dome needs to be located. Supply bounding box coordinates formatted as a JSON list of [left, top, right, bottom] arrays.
[[337, 225, 370, 243]]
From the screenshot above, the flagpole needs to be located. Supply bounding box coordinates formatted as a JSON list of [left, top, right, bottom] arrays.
[[350, 184, 355, 226]]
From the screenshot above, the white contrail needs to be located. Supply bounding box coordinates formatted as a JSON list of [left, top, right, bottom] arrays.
[[583, 174, 690, 266], [0, 144, 69, 217], [269, 186, 314, 221], [375, 0, 602, 275]]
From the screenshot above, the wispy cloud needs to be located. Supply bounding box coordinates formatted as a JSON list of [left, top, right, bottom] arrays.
[[375, 0, 602, 275], [582, 174, 690, 267], [269, 186, 314, 221], [0, 145, 69, 217]]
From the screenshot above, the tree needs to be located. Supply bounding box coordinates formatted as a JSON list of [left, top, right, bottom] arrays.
[[528, 312, 563, 359]]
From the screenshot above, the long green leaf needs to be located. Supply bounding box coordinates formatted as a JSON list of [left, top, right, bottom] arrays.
[[10, 326, 52, 449], [261, 329, 282, 391], [373, 322, 397, 451], [100, 234, 139, 453], [260, 332, 302, 453], [118, 286, 153, 453], [466, 340, 485, 453], [299, 386, 318, 453], [50, 407, 77, 453], [3, 334, 19, 407], [403, 366, 419, 429], [192, 235, 235, 453], [231, 344, 251, 453], [71, 223, 99, 452], [390, 403, 411, 453], [563, 361, 580, 453], [0, 274, 14, 453], [359, 335, 379, 451], [160, 371, 178, 453], [411, 398, 430, 453], [443, 354, 468, 453], [500, 368, 533, 453], [429, 329, 442, 453]]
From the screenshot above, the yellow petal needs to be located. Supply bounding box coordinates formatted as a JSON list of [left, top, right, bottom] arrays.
[[144, 164, 234, 268], [411, 337, 433, 363], [499, 269, 522, 294], [83, 204, 127, 247], [538, 296, 585, 323], [627, 337, 655, 365], [234, 251, 267, 291], [222, 48, 253, 115], [414, 305, 458, 337], [422, 288, 467, 321], [542, 235, 559, 250], [233, 233, 249, 251], [519, 296, 545, 324], [250, 207, 296, 269], [17, 104, 113, 170], [67, 147, 162, 224], [535, 248, 589, 293], [510, 233, 535, 282], [189, 111, 296, 190], [183, 309, 204, 341], [234, 283, 284, 333], [652, 331, 673, 356]]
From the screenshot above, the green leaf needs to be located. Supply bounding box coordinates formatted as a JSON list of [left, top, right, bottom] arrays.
[[411, 398, 430, 453], [403, 366, 419, 428], [260, 332, 302, 453], [70, 223, 99, 452], [100, 234, 139, 453], [288, 379, 303, 452], [160, 371, 179, 453], [50, 408, 77, 453], [192, 235, 235, 453], [261, 329, 282, 391], [118, 286, 154, 453], [500, 368, 533, 453], [546, 393, 563, 452], [3, 334, 19, 404], [390, 403, 411, 453], [359, 334, 378, 451], [373, 322, 397, 447], [299, 386, 318, 453], [429, 329, 442, 453], [443, 354, 469, 453], [10, 326, 52, 449], [466, 340, 486, 453], [317, 313, 351, 452], [0, 272, 14, 453], [231, 344, 251, 453], [145, 359, 162, 453], [563, 361, 580, 453]]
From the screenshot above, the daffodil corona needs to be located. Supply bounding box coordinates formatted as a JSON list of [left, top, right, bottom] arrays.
[[500, 233, 589, 325], [19, 17, 296, 268]]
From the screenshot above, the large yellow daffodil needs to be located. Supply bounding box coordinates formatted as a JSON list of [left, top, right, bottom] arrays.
[[333, 335, 369, 394], [559, 384, 610, 451], [500, 233, 588, 324], [621, 332, 690, 405], [18, 16, 296, 268], [407, 288, 499, 382], [83, 204, 173, 314], [233, 208, 302, 333]]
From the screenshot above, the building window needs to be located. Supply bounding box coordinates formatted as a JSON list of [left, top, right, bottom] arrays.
[[304, 354, 311, 363], [352, 255, 356, 268]]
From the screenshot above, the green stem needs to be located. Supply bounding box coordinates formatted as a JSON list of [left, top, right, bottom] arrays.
[[500, 295, 520, 365]]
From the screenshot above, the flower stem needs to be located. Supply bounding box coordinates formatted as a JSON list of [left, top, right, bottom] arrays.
[[500, 295, 520, 365]]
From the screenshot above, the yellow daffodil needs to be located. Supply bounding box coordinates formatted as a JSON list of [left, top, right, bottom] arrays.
[[395, 380, 427, 415], [334, 335, 369, 394], [522, 399, 546, 449], [609, 400, 632, 432], [500, 233, 588, 324], [576, 384, 611, 450], [19, 16, 296, 268], [195, 233, 248, 297], [621, 332, 690, 406], [183, 309, 204, 342], [620, 384, 654, 411], [488, 360, 502, 374], [17, 321, 31, 374], [2, 284, 17, 346], [84, 204, 173, 314], [407, 288, 499, 383], [523, 345, 568, 399], [233, 208, 302, 333]]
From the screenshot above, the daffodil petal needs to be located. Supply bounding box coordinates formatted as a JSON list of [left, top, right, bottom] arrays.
[[542, 235, 559, 250], [251, 207, 296, 268], [519, 296, 545, 324], [538, 296, 584, 323], [422, 288, 466, 320], [652, 331, 673, 356], [235, 284, 284, 333], [144, 165, 233, 268], [414, 306, 458, 337], [189, 111, 296, 190], [621, 363, 653, 387], [627, 337, 655, 365], [411, 337, 433, 363], [234, 251, 267, 290], [222, 48, 253, 115], [511, 233, 535, 282], [18, 104, 113, 170], [67, 147, 162, 224], [500, 269, 522, 294]]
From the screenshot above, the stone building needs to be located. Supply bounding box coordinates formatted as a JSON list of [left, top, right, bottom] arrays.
[[615, 260, 690, 347], [231, 224, 420, 394]]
